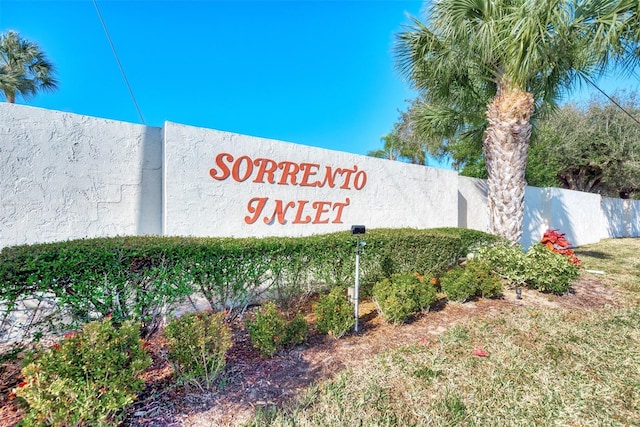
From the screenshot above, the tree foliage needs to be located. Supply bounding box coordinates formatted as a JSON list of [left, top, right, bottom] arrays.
[[394, 0, 640, 243], [0, 30, 57, 103], [367, 111, 432, 166], [529, 92, 640, 198]]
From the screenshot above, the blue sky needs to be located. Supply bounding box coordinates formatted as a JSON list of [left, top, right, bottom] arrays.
[[1, 0, 638, 170]]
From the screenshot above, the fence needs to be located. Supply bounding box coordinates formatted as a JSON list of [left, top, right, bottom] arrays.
[[1, 103, 638, 250]]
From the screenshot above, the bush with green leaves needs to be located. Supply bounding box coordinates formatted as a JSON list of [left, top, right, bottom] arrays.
[[476, 241, 579, 293], [1, 228, 497, 340], [372, 273, 438, 325], [245, 302, 308, 356], [164, 310, 232, 390], [0, 237, 195, 337], [15, 318, 150, 427], [475, 242, 529, 287], [525, 243, 580, 293], [439, 260, 502, 303], [313, 287, 355, 338]]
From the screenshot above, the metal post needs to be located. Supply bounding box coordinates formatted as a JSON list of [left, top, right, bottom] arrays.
[[354, 235, 360, 333]]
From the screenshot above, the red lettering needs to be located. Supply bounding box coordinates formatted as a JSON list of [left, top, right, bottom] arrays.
[[312, 201, 333, 224], [209, 152, 233, 181], [277, 161, 300, 185], [299, 163, 320, 187], [293, 200, 311, 224], [354, 171, 367, 190], [210, 152, 367, 193], [331, 198, 350, 223], [338, 166, 358, 189], [318, 166, 340, 188], [232, 155, 253, 182], [264, 200, 296, 224], [253, 158, 278, 184], [245, 197, 268, 224]]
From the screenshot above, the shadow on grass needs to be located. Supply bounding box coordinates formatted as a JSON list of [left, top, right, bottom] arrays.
[[574, 250, 611, 260]]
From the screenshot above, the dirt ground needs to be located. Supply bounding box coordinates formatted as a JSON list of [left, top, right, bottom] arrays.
[[0, 275, 620, 427]]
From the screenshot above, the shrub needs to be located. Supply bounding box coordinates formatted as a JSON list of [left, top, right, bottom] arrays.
[[440, 266, 475, 302], [475, 242, 529, 287], [15, 318, 150, 427], [164, 310, 232, 390], [0, 237, 195, 337], [372, 273, 438, 325], [313, 287, 355, 338], [283, 312, 309, 346], [1, 228, 497, 340], [525, 243, 580, 293], [476, 241, 579, 293], [245, 302, 308, 356], [440, 261, 502, 303], [540, 229, 582, 267]]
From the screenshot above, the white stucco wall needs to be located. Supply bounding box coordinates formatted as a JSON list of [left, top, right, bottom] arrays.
[[457, 176, 489, 233], [1, 104, 638, 249], [163, 122, 459, 238], [602, 197, 640, 238], [538, 188, 609, 247], [0, 104, 162, 249], [631, 200, 640, 237], [458, 181, 615, 248]]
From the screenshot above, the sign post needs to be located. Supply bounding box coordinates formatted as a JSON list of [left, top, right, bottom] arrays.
[[350, 225, 365, 333]]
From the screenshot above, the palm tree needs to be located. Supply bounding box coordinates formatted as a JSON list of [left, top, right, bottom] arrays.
[[395, 0, 639, 243], [368, 132, 403, 161], [0, 30, 57, 103]]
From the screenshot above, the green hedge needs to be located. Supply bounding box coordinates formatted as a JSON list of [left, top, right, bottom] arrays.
[[0, 228, 498, 338]]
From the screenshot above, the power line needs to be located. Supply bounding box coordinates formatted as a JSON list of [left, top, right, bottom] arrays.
[[584, 76, 640, 128], [92, 0, 146, 125]]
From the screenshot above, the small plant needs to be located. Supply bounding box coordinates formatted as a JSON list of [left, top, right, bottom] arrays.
[[439, 266, 474, 302], [525, 243, 580, 293], [15, 318, 150, 427], [245, 302, 308, 356], [313, 287, 355, 338], [372, 272, 438, 325], [439, 260, 502, 303], [540, 229, 581, 267], [476, 239, 579, 294], [164, 310, 232, 390], [283, 312, 309, 346], [475, 243, 529, 287]]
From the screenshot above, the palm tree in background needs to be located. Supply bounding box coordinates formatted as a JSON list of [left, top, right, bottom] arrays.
[[0, 30, 57, 103], [396, 0, 639, 243], [368, 132, 404, 161]]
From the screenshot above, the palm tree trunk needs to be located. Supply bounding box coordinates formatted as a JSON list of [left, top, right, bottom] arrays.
[[483, 84, 535, 244], [6, 92, 15, 103]]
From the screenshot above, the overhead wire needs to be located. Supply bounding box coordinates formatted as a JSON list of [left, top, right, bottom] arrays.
[[92, 0, 146, 125], [584, 76, 640, 128]]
